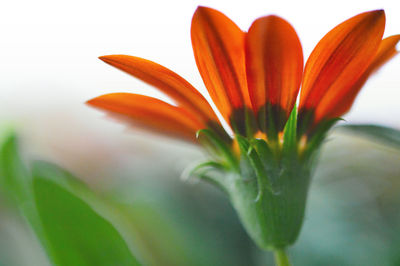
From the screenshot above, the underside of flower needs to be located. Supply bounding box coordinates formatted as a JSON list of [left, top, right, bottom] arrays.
[[193, 105, 329, 249], [87, 6, 399, 251]]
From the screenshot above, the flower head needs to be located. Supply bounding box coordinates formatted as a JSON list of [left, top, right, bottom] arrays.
[[89, 7, 398, 144], [87, 7, 399, 250]]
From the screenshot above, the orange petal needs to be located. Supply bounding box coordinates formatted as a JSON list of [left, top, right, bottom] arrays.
[[87, 93, 205, 142], [323, 34, 400, 119], [367, 35, 400, 71], [191, 6, 250, 123], [299, 10, 386, 123], [245, 15, 303, 126], [99, 55, 219, 124]]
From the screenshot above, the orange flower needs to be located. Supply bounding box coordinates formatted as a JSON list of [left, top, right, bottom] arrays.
[[87, 7, 399, 144], [87, 8, 399, 253]]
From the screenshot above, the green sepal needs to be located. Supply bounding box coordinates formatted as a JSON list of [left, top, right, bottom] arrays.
[[206, 121, 233, 144], [228, 131, 312, 250], [188, 161, 227, 172], [227, 161, 311, 250], [181, 160, 228, 193], [193, 105, 333, 252], [234, 135, 256, 182], [250, 139, 281, 194], [251, 138, 276, 164], [236, 135, 275, 201], [196, 129, 238, 171], [282, 105, 297, 159], [192, 172, 229, 194], [235, 134, 250, 153], [302, 118, 341, 160]]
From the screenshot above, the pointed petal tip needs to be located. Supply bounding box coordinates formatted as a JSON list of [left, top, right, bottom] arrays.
[[86, 95, 105, 107], [353, 9, 385, 27], [86, 93, 118, 107], [394, 35, 400, 51], [299, 8, 387, 122], [86, 98, 93, 105], [367, 9, 385, 20], [193, 6, 222, 18], [86, 97, 97, 106], [98, 55, 118, 63], [98, 55, 107, 61], [99, 55, 131, 64], [195, 5, 211, 12], [191, 4, 249, 123], [194, 6, 207, 16], [383, 34, 400, 52], [361, 9, 384, 16]]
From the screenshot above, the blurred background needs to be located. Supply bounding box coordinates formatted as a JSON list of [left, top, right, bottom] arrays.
[[1, 0, 400, 265]]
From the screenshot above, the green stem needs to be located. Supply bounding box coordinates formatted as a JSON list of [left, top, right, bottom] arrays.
[[273, 248, 291, 266]]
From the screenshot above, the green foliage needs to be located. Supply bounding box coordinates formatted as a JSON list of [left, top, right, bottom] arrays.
[[340, 124, 400, 149], [32, 162, 140, 266], [0, 134, 140, 266], [2, 124, 400, 265], [0, 134, 47, 246], [0, 135, 31, 204], [109, 177, 259, 266]]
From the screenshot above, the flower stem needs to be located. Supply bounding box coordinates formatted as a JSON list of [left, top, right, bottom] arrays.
[[273, 248, 291, 266]]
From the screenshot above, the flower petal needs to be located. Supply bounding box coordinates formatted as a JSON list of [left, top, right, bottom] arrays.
[[366, 35, 400, 72], [299, 10, 386, 124], [245, 15, 303, 131], [191, 6, 250, 123], [322, 34, 400, 119], [98, 55, 219, 125], [87, 93, 205, 142]]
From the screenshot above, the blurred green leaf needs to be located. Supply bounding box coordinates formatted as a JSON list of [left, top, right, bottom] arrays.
[[32, 161, 141, 266], [109, 180, 257, 266], [0, 134, 141, 266], [340, 124, 400, 149], [0, 134, 48, 247], [0, 134, 31, 204]]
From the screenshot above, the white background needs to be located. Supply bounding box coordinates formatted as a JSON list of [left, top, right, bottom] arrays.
[[0, 0, 399, 170]]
